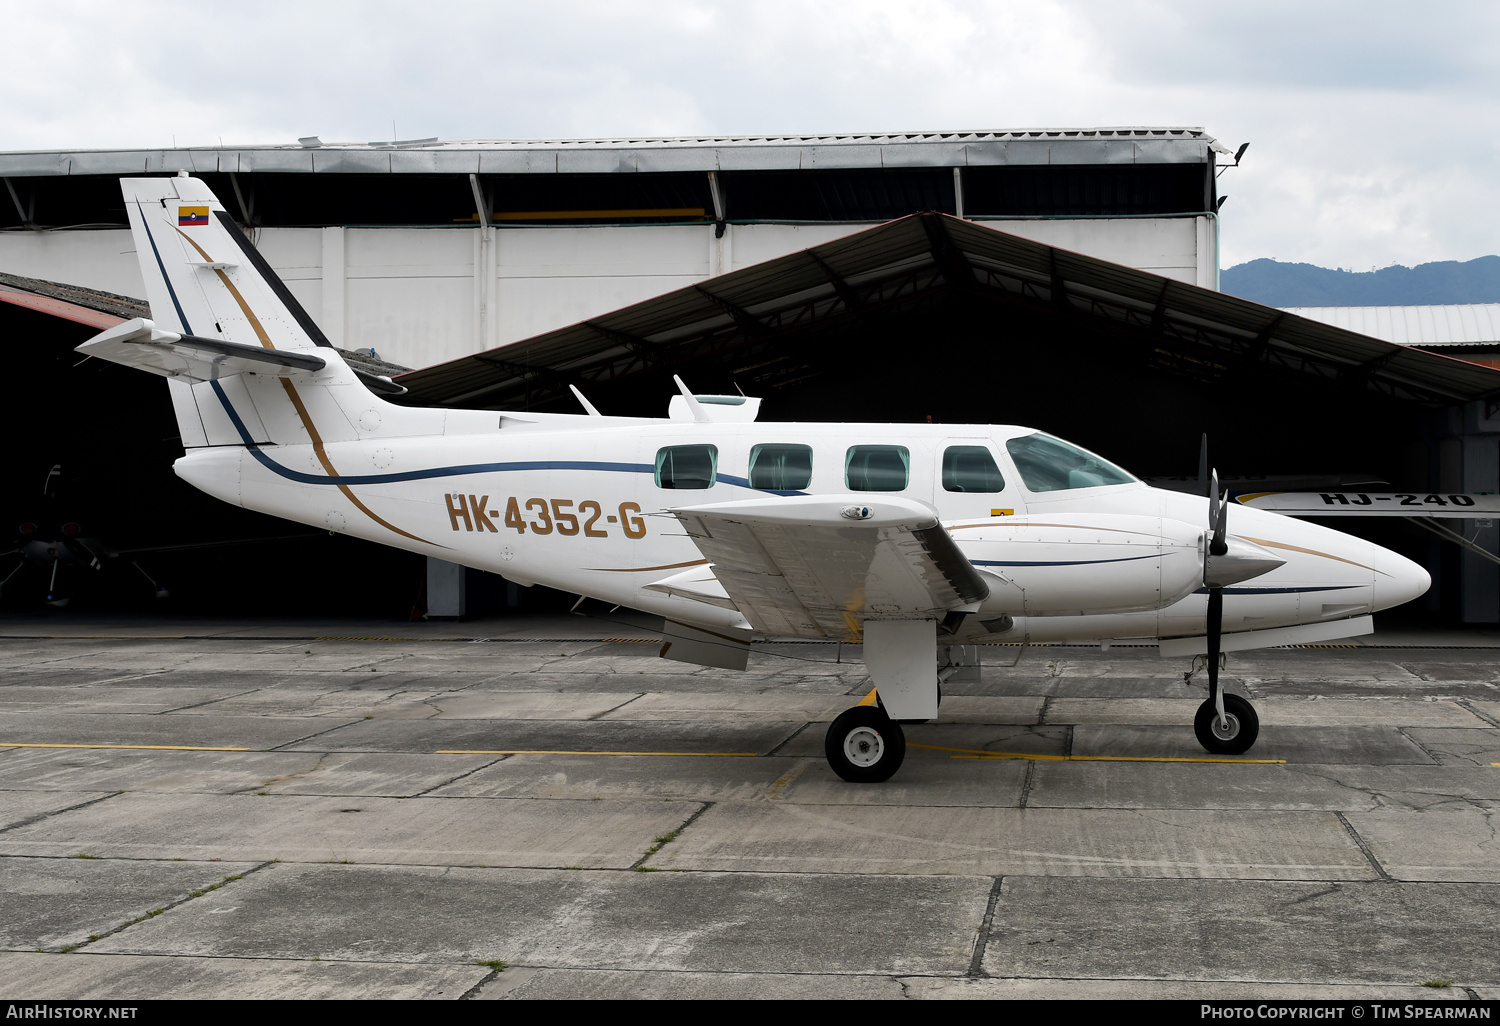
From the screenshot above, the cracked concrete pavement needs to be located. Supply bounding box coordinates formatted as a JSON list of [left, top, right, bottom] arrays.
[[1, 616, 1498, 999]]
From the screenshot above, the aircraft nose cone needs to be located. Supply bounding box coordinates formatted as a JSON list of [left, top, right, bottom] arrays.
[[1370, 546, 1431, 612]]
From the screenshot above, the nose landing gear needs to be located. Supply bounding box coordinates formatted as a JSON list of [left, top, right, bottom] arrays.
[[1193, 692, 1259, 755], [1193, 461, 1269, 757]]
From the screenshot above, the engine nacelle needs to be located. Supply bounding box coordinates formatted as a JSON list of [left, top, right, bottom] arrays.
[[958, 514, 1204, 617]]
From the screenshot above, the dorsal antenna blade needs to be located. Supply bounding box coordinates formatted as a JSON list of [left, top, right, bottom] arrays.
[[569, 384, 602, 417]]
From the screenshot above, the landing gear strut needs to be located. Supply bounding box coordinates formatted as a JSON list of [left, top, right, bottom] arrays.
[[825, 705, 905, 783]]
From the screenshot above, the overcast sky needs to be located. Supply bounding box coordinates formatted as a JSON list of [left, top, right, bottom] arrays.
[[4, 0, 1495, 269]]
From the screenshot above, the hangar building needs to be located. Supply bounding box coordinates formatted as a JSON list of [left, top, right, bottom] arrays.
[[1, 130, 1226, 369], [4, 130, 1499, 627]]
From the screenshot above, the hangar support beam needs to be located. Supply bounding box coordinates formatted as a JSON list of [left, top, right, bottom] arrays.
[[806, 251, 865, 313], [444, 354, 584, 406], [1236, 313, 1285, 370], [921, 215, 978, 294], [692, 285, 770, 338], [586, 321, 665, 359], [3, 178, 37, 231]]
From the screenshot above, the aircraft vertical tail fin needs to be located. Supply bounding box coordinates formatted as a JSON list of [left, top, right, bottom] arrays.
[[123, 174, 328, 351], [99, 175, 435, 451]]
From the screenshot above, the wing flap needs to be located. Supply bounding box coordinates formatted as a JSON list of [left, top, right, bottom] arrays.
[[670, 495, 989, 640], [77, 317, 326, 382]]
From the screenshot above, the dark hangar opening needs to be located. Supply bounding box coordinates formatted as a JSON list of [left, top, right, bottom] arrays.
[[0, 163, 1212, 230], [0, 301, 427, 618]]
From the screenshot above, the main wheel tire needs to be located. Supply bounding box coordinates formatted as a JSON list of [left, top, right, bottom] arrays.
[[825, 706, 906, 783], [1194, 693, 1260, 755]]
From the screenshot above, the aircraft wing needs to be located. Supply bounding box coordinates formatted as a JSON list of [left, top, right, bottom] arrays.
[[77, 317, 326, 381], [668, 495, 989, 640], [1239, 491, 1500, 519]]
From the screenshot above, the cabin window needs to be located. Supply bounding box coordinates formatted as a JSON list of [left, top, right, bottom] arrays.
[[1004, 433, 1135, 492], [942, 446, 1005, 493], [845, 445, 910, 491], [655, 444, 718, 489], [749, 443, 813, 490]]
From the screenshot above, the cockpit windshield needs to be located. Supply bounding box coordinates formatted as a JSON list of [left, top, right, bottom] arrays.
[[1004, 433, 1137, 493]]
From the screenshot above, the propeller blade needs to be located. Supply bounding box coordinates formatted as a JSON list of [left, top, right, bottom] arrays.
[[1207, 467, 1220, 530], [1212, 487, 1229, 557]]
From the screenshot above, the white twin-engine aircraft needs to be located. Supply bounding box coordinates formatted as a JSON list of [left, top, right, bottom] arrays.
[[79, 174, 1432, 782]]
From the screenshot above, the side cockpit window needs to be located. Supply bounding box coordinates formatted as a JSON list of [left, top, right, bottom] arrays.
[[655, 444, 718, 489], [1004, 433, 1135, 492], [942, 446, 1005, 493], [845, 445, 909, 491], [749, 444, 813, 491]]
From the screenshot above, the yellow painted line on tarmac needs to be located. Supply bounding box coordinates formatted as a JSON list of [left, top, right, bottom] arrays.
[[907, 742, 1284, 765], [436, 749, 758, 757], [0, 743, 251, 751], [951, 754, 1286, 764]]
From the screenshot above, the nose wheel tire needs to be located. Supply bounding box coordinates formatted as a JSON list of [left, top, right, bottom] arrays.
[[825, 706, 906, 783], [1193, 693, 1259, 755]]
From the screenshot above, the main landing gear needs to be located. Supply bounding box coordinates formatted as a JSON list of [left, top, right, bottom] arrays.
[[825, 621, 941, 782], [825, 705, 906, 783]]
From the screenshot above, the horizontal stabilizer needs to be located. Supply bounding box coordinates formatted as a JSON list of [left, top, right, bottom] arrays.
[[669, 494, 989, 641], [1239, 491, 1500, 519], [77, 317, 326, 382], [353, 369, 407, 396]]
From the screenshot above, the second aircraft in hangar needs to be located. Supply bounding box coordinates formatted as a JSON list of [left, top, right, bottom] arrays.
[[76, 174, 1432, 781]]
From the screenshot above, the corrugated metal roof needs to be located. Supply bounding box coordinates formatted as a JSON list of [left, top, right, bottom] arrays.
[[1281, 305, 1500, 346], [0, 128, 1225, 177], [0, 271, 148, 325], [395, 214, 1500, 411]]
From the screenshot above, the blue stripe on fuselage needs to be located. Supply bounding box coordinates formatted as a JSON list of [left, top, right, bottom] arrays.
[[207, 382, 803, 492], [1192, 585, 1362, 595]]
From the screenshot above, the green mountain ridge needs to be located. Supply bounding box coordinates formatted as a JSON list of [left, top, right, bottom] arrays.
[[1221, 256, 1500, 307]]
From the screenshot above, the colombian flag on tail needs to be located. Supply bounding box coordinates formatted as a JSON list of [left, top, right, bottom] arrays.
[[178, 206, 209, 226]]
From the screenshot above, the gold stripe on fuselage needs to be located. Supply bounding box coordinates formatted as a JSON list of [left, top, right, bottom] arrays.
[[589, 559, 710, 573], [173, 223, 434, 546], [1242, 536, 1379, 574]]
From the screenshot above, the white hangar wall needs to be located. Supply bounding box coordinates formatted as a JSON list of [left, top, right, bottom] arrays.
[[0, 215, 1215, 370]]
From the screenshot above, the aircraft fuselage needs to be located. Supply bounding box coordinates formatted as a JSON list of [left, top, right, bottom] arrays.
[[173, 415, 1429, 646]]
